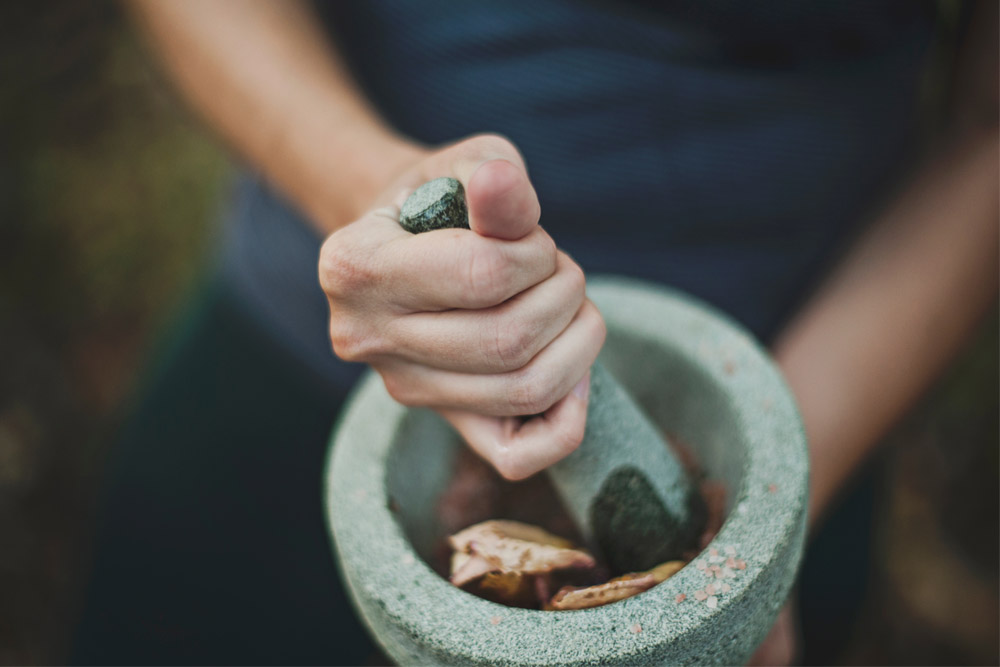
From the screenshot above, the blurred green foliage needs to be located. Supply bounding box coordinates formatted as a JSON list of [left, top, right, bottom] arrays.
[[1, 2, 229, 356], [0, 3, 229, 663]]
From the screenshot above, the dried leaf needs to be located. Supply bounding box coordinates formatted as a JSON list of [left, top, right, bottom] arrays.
[[475, 571, 537, 607], [449, 520, 595, 576], [450, 552, 496, 586], [452, 548, 548, 606], [450, 520, 574, 550], [449, 523, 686, 611], [548, 573, 658, 610]]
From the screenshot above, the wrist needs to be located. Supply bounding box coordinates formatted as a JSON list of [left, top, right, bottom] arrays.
[[304, 128, 428, 234], [348, 130, 428, 220]]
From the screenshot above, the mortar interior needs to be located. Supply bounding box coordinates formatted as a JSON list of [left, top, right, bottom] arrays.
[[385, 319, 747, 574]]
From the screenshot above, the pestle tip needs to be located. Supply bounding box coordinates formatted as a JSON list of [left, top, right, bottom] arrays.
[[399, 177, 469, 234], [590, 467, 707, 573]]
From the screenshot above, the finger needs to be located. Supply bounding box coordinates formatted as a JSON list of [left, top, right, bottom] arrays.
[[320, 208, 556, 311], [379, 300, 605, 416], [380, 226, 557, 311], [318, 205, 409, 298], [441, 370, 591, 481], [388, 252, 585, 372]]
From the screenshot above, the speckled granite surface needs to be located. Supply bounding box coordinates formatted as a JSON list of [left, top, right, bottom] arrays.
[[398, 177, 469, 233]]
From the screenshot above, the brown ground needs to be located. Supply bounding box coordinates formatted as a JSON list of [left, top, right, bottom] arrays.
[[0, 3, 996, 664]]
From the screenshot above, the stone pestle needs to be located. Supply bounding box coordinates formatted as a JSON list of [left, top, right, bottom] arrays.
[[399, 177, 704, 571]]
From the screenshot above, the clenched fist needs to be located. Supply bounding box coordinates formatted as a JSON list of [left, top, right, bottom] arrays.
[[319, 134, 605, 480]]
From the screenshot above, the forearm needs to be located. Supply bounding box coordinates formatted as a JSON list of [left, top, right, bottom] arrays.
[[773, 127, 999, 528], [125, 0, 424, 232]]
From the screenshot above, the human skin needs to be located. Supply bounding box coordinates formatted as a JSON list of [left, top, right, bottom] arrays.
[[127, 0, 998, 662]]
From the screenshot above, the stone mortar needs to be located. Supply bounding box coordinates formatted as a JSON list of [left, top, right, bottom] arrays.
[[326, 276, 809, 665]]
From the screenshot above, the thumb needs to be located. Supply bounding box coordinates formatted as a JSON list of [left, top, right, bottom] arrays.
[[445, 134, 540, 241], [466, 157, 540, 241]]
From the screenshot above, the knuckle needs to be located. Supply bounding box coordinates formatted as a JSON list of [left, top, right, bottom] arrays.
[[591, 306, 608, 346], [318, 237, 341, 293], [580, 299, 607, 347], [328, 325, 360, 362], [564, 259, 586, 296], [555, 419, 585, 456], [490, 319, 538, 371], [527, 230, 558, 275], [465, 245, 508, 305], [540, 232, 558, 263], [507, 375, 541, 414], [507, 368, 559, 415], [328, 316, 381, 362], [380, 372, 417, 406], [318, 235, 375, 297]]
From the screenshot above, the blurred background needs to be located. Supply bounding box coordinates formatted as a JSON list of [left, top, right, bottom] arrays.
[[0, 2, 996, 665]]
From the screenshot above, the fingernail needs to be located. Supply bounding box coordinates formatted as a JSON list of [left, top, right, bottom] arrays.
[[572, 371, 591, 402]]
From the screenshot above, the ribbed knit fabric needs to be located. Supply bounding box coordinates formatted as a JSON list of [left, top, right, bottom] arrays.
[[223, 0, 934, 392]]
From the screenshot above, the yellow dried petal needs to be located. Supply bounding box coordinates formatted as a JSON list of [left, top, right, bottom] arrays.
[[646, 560, 685, 583]]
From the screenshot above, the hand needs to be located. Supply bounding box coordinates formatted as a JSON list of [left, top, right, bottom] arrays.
[[319, 134, 606, 480], [747, 600, 799, 666]]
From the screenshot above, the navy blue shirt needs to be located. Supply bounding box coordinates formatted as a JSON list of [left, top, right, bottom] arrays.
[[223, 0, 934, 391]]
